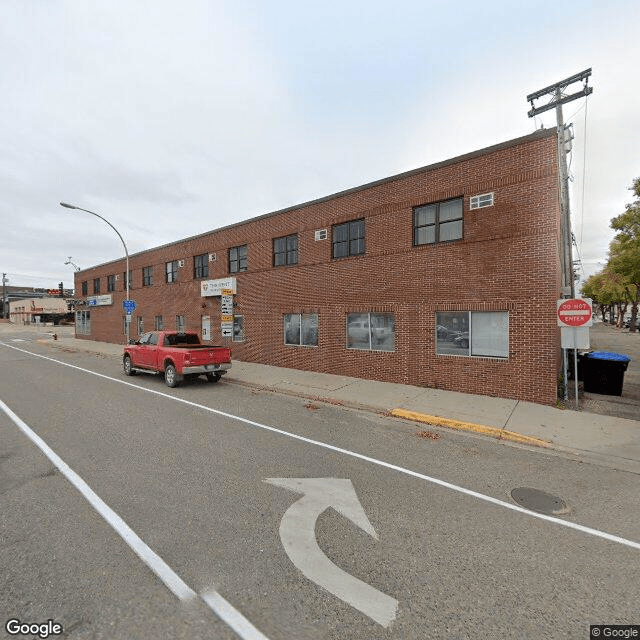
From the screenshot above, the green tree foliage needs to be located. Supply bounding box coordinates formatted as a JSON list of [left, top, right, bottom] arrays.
[[609, 177, 640, 331]]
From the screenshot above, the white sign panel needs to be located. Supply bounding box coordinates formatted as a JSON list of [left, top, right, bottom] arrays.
[[221, 322, 233, 338], [86, 294, 113, 307], [202, 315, 211, 341], [201, 277, 237, 297], [221, 295, 234, 315], [560, 326, 590, 350]]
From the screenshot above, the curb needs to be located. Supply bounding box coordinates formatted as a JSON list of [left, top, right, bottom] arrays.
[[390, 408, 552, 448]]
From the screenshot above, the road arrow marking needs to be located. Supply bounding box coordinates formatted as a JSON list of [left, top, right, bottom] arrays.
[[264, 477, 398, 627]]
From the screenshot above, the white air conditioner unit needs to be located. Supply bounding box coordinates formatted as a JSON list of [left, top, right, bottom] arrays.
[[315, 229, 328, 241], [178, 260, 185, 268], [209, 253, 217, 262], [115, 274, 119, 280]]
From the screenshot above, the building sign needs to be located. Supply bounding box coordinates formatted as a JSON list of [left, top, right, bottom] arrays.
[[221, 295, 233, 315], [201, 277, 237, 297], [86, 294, 113, 307]]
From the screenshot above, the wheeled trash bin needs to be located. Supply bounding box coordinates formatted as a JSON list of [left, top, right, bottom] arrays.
[[582, 351, 631, 396]]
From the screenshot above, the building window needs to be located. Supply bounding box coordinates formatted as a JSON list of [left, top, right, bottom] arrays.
[[137, 315, 144, 334], [93, 278, 101, 294], [333, 219, 365, 259], [194, 254, 209, 279], [229, 245, 248, 273], [176, 315, 186, 333], [470, 193, 494, 210], [123, 271, 132, 290], [284, 313, 318, 347], [436, 311, 509, 358], [81, 281, 88, 296], [166, 261, 179, 283], [233, 315, 245, 342], [274, 235, 298, 266], [414, 198, 463, 245], [76, 310, 91, 335], [346, 313, 395, 351], [155, 315, 164, 330], [142, 266, 153, 287], [107, 275, 116, 292]]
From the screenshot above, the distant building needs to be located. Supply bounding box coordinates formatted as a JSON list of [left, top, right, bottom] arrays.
[[9, 298, 70, 325], [73, 129, 562, 404]]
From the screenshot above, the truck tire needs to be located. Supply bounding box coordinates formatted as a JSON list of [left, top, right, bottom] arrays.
[[206, 373, 221, 383], [123, 355, 136, 376], [164, 364, 180, 387]]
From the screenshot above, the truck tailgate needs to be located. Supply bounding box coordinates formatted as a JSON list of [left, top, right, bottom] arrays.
[[187, 347, 231, 365]]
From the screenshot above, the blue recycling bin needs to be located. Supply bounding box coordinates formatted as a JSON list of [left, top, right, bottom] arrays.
[[582, 352, 631, 396]]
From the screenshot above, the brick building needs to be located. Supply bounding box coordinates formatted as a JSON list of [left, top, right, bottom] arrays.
[[74, 128, 562, 404]]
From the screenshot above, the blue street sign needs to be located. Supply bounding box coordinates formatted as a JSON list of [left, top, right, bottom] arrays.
[[123, 300, 136, 312]]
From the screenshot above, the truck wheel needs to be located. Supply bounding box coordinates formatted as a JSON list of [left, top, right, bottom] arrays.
[[165, 364, 180, 387], [123, 355, 136, 376], [205, 373, 221, 383]]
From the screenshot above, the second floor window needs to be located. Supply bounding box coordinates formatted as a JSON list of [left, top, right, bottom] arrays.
[[142, 266, 153, 286], [274, 235, 298, 266], [93, 278, 100, 294], [229, 245, 247, 273], [81, 281, 88, 296], [414, 198, 463, 245], [166, 260, 179, 283], [194, 254, 209, 279], [332, 219, 365, 259], [123, 271, 132, 290], [107, 275, 116, 292]]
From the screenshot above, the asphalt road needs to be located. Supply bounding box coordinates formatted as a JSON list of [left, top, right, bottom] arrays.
[[1, 336, 639, 639]]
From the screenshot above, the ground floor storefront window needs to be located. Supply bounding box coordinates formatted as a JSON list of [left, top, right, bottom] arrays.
[[436, 311, 508, 357], [346, 313, 395, 351], [284, 313, 318, 346]]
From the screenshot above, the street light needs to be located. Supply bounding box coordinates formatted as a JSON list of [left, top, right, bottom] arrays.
[[59, 202, 130, 343]]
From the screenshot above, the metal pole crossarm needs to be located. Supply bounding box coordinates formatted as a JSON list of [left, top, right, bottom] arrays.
[[526, 68, 592, 103], [528, 86, 593, 118]]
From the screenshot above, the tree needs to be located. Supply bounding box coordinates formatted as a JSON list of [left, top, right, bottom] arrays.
[[609, 177, 640, 332], [581, 267, 629, 324]]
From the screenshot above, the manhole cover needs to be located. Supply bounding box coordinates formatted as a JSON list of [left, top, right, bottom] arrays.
[[510, 488, 570, 515]]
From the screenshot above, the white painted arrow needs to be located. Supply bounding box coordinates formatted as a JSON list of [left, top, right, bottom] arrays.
[[264, 477, 398, 627]]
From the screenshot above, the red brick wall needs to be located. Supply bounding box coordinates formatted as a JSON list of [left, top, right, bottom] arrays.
[[75, 129, 562, 404]]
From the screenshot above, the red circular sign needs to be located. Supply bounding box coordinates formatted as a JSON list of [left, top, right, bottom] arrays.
[[557, 298, 592, 327]]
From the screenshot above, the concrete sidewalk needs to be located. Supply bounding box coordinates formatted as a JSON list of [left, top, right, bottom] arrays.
[[4, 324, 640, 474]]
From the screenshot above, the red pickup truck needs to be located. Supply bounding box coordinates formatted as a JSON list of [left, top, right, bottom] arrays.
[[123, 331, 232, 387]]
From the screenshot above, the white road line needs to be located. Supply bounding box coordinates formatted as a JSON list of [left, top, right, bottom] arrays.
[[2, 340, 640, 554], [0, 395, 270, 640]]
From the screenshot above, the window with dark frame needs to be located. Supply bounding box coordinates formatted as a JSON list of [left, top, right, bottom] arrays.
[[273, 235, 298, 267], [194, 254, 209, 279], [107, 275, 116, 292], [332, 219, 365, 259], [229, 245, 248, 273], [155, 315, 164, 331], [414, 198, 463, 245], [93, 278, 100, 294], [166, 260, 179, 283], [142, 266, 153, 287], [81, 281, 88, 296]]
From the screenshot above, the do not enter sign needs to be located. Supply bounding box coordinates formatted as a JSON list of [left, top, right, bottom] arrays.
[[557, 298, 593, 327]]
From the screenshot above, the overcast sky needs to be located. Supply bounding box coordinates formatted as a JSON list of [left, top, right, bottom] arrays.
[[1, 0, 638, 293]]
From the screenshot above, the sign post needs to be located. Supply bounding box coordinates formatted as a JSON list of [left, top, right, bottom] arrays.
[[557, 298, 593, 408]]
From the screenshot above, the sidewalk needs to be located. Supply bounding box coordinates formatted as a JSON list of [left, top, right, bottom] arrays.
[[4, 323, 640, 474]]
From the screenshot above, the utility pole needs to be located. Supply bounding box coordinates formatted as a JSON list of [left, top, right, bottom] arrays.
[[527, 69, 593, 405], [2, 273, 7, 319], [527, 68, 593, 298]]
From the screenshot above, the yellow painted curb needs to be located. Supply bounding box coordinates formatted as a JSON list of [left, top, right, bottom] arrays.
[[390, 409, 550, 448]]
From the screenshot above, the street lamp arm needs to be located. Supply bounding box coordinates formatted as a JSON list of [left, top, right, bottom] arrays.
[[59, 202, 130, 272]]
